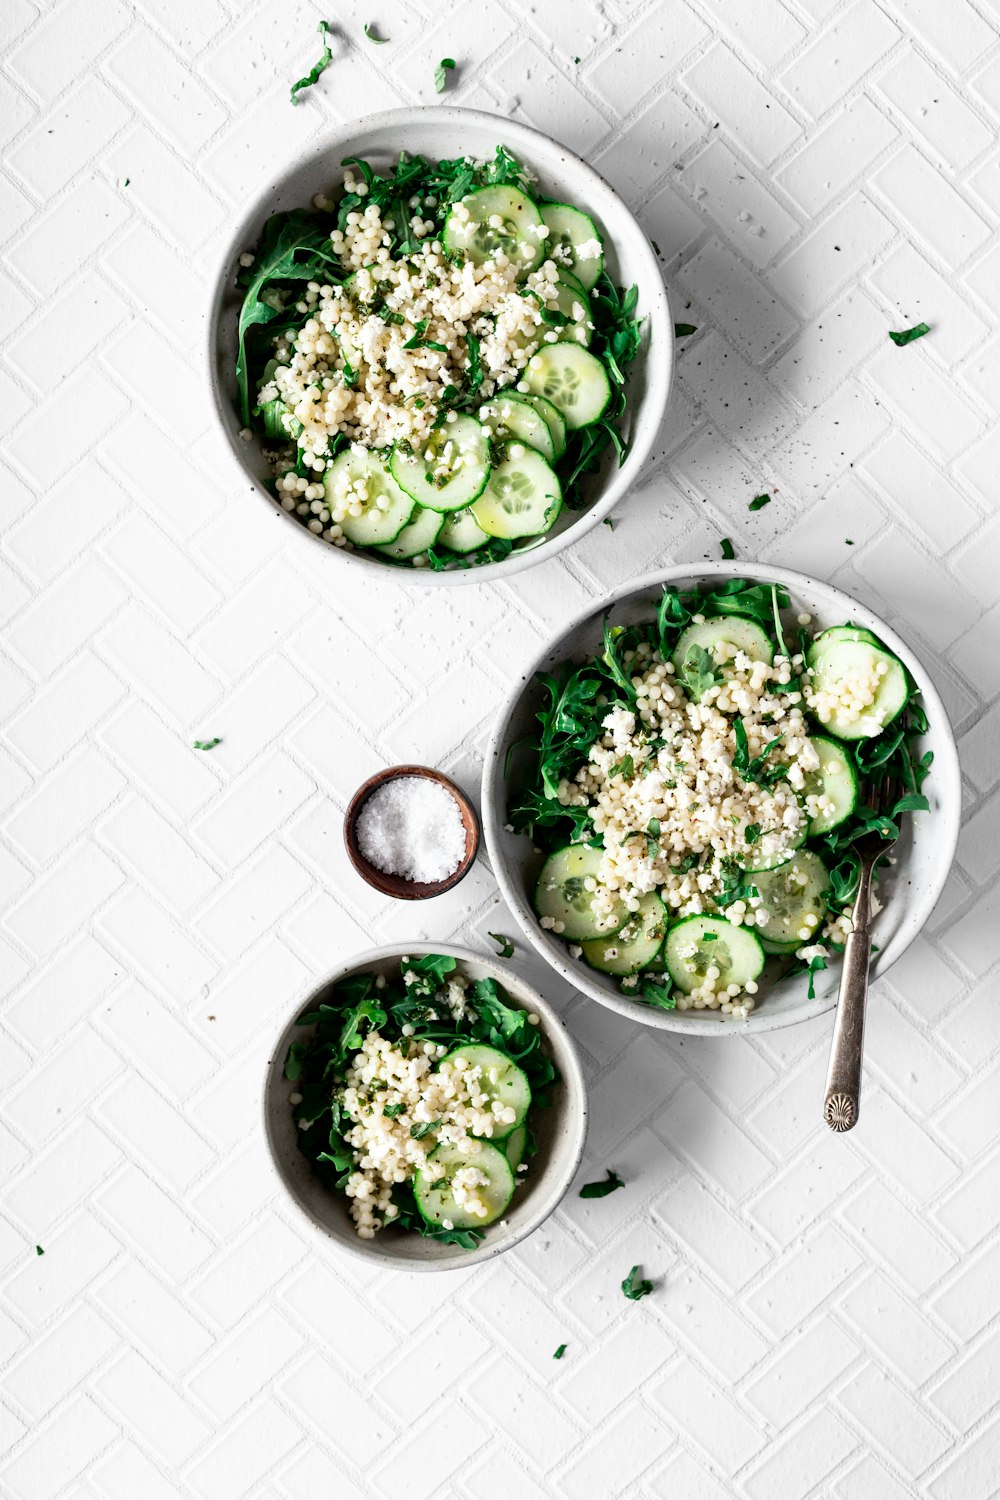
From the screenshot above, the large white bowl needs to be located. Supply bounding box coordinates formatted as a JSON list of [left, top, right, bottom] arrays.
[[207, 106, 672, 586], [483, 564, 962, 1035], [262, 944, 587, 1269]]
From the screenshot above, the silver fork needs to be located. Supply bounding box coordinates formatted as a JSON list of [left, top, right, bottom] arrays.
[[822, 776, 901, 1133]]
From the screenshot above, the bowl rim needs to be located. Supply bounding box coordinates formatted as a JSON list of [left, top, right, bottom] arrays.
[[261, 941, 589, 1269], [481, 560, 963, 1036], [205, 104, 673, 588], [343, 764, 481, 899]]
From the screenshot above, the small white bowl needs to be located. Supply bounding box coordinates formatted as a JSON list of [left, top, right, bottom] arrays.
[[482, 563, 962, 1035], [207, 106, 672, 586], [262, 944, 587, 1268]]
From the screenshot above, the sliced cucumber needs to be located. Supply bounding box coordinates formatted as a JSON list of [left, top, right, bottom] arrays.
[[413, 1140, 514, 1230], [550, 276, 593, 348], [582, 892, 667, 975], [534, 844, 626, 941], [663, 915, 765, 994], [324, 449, 414, 546], [804, 735, 859, 836], [819, 625, 882, 648], [752, 851, 831, 950], [439, 1044, 531, 1135], [375, 504, 443, 560], [390, 416, 490, 513], [672, 615, 774, 682], [503, 1124, 528, 1171], [443, 185, 545, 276], [540, 203, 605, 290], [479, 394, 556, 463], [472, 449, 562, 539], [256, 399, 302, 442], [806, 634, 909, 740], [438, 507, 490, 554], [523, 345, 611, 430], [518, 392, 567, 459]]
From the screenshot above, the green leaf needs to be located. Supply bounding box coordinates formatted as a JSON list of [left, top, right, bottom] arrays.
[[677, 643, 717, 704], [284, 1041, 308, 1081], [745, 823, 761, 845], [488, 932, 515, 958], [805, 954, 828, 1000], [674, 322, 697, 337], [363, 22, 389, 42], [608, 754, 634, 781], [383, 1102, 405, 1118], [720, 537, 735, 560], [748, 493, 771, 511], [465, 331, 483, 389], [603, 517, 615, 529], [638, 974, 675, 1009], [889, 322, 930, 347], [290, 20, 334, 103], [35, 1245, 44, 1256], [621, 1264, 654, 1301], [193, 737, 221, 750], [554, 1343, 568, 1359], [580, 1169, 624, 1199], [410, 1120, 439, 1139], [601, 616, 638, 704], [435, 56, 456, 92]]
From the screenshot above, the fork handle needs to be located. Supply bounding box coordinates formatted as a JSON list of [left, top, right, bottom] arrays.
[[823, 859, 874, 1132]]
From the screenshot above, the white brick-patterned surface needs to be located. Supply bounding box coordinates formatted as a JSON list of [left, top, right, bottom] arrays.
[[2, 1, 999, 1495]]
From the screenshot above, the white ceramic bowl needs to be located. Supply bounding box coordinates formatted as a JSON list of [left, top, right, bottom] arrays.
[[262, 944, 587, 1268], [483, 563, 962, 1035], [207, 106, 672, 586]]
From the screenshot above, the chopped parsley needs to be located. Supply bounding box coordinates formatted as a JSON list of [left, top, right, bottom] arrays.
[[888, 322, 930, 347], [604, 517, 615, 529], [290, 20, 334, 103], [363, 22, 388, 43], [621, 1264, 654, 1301], [193, 737, 221, 751], [720, 537, 735, 560], [674, 323, 697, 337], [748, 493, 771, 511], [489, 932, 515, 958], [35, 1245, 44, 1256], [435, 57, 456, 92], [554, 1343, 568, 1359], [580, 1169, 624, 1199], [410, 1120, 439, 1139]]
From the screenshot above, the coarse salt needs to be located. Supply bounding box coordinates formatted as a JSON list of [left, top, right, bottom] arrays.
[[357, 776, 466, 883]]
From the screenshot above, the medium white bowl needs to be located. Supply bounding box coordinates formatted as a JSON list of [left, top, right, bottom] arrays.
[[482, 563, 962, 1035], [262, 944, 587, 1268], [207, 106, 672, 586]]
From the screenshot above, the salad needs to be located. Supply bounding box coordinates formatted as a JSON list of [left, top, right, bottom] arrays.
[[284, 954, 558, 1246], [509, 579, 933, 1018], [234, 146, 642, 570]]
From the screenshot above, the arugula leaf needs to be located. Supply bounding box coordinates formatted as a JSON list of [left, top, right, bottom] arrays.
[[806, 954, 827, 999], [677, 644, 717, 703], [621, 1264, 654, 1300], [465, 331, 483, 390], [290, 21, 334, 103], [720, 537, 735, 560], [638, 974, 675, 1009], [889, 322, 930, 347], [435, 57, 456, 92], [745, 823, 761, 844], [749, 493, 771, 511], [410, 1120, 438, 1139], [383, 1102, 405, 1118], [580, 1169, 624, 1199], [602, 616, 638, 704], [193, 737, 221, 750], [608, 754, 634, 780], [732, 719, 787, 787], [489, 932, 515, 958], [363, 22, 388, 42], [554, 1343, 568, 1359]]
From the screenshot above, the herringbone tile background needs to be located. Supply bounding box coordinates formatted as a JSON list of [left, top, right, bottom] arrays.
[[2, 0, 1000, 1494]]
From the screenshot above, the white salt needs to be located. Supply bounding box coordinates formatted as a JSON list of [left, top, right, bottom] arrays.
[[356, 776, 467, 883]]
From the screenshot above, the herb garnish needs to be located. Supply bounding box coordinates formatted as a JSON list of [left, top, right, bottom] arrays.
[[749, 493, 771, 511], [489, 932, 515, 958], [621, 1265, 654, 1300], [580, 1169, 624, 1198], [435, 57, 456, 92], [35, 1245, 44, 1256], [720, 537, 735, 560], [290, 20, 334, 103], [363, 22, 388, 43], [193, 738, 221, 751], [674, 323, 697, 337], [554, 1343, 567, 1359], [889, 323, 930, 347]]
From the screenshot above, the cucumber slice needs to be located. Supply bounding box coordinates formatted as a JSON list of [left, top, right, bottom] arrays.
[[389, 416, 490, 513], [751, 851, 831, 949], [818, 625, 882, 648], [442, 185, 545, 276], [503, 1124, 528, 1171], [523, 345, 611, 430], [324, 449, 414, 546], [805, 635, 909, 740], [479, 394, 556, 463], [438, 507, 490, 554], [518, 392, 567, 459], [672, 615, 774, 683], [550, 276, 593, 348], [375, 504, 443, 560], [534, 844, 626, 941], [804, 734, 859, 835], [439, 1044, 531, 1135], [471, 449, 562, 539], [540, 203, 605, 290], [663, 915, 765, 994], [582, 892, 667, 975], [256, 399, 302, 442], [413, 1140, 514, 1230]]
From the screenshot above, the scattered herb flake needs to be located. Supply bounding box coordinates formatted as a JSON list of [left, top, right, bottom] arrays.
[[652, 240, 662, 256], [193, 738, 221, 751], [554, 1343, 568, 1358], [720, 537, 735, 560], [435, 57, 456, 92], [748, 493, 771, 511], [410, 1120, 439, 1139], [674, 322, 697, 337], [608, 754, 635, 780], [805, 954, 828, 999], [622, 1264, 654, 1301], [604, 517, 615, 529], [363, 22, 388, 43], [122, 178, 130, 188], [489, 932, 515, 958], [35, 1245, 44, 1256], [845, 538, 854, 545], [889, 322, 930, 347], [290, 20, 334, 103], [580, 1169, 625, 1199]]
